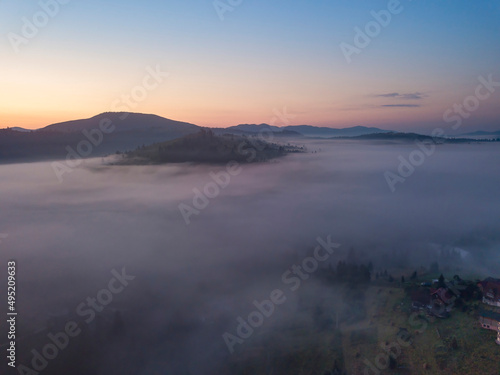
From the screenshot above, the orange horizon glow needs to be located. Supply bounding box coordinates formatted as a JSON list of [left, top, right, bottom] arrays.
[[1, 1, 499, 134], [3, 90, 499, 134], [2, 57, 498, 134]]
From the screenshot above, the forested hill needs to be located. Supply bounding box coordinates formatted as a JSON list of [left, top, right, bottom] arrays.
[[119, 129, 304, 164]]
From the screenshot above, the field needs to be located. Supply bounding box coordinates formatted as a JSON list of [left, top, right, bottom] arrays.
[[227, 281, 500, 375]]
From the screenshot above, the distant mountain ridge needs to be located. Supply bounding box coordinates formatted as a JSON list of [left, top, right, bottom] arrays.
[[459, 130, 500, 137], [346, 132, 497, 144], [224, 123, 392, 138], [0, 112, 497, 164], [3, 113, 498, 139]]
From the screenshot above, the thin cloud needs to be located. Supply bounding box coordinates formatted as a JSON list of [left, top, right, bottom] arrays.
[[380, 104, 421, 108], [374, 92, 427, 100]]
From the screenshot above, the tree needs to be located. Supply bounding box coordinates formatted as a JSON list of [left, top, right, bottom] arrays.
[[359, 264, 371, 283], [438, 274, 446, 288]]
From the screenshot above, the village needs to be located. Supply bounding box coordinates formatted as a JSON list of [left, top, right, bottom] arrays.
[[474, 278, 500, 344], [403, 273, 500, 345], [220, 260, 500, 375]]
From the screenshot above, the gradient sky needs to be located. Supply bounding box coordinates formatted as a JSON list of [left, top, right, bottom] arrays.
[[1, 0, 499, 133]]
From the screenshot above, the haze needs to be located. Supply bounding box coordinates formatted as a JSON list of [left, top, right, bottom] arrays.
[[1, 139, 499, 373]]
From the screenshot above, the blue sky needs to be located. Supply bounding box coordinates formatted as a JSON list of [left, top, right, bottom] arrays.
[[1, 0, 499, 133]]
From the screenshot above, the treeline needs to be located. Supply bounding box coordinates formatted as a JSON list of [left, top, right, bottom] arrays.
[[124, 129, 300, 164]]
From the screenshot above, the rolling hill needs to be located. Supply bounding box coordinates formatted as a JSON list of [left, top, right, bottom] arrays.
[[1, 112, 496, 164], [459, 130, 500, 137], [0, 113, 200, 163], [40, 112, 198, 134], [119, 129, 304, 164], [224, 124, 392, 138]]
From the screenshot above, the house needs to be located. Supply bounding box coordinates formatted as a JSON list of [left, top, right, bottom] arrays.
[[479, 310, 500, 331], [431, 288, 455, 305], [410, 288, 431, 307], [478, 310, 500, 345], [478, 278, 500, 307]]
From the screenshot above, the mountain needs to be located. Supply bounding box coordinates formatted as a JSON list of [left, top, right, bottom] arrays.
[[459, 130, 500, 137], [346, 132, 441, 142], [285, 125, 392, 138], [40, 112, 198, 134], [119, 129, 304, 165], [219, 124, 302, 138], [10, 127, 33, 133], [346, 132, 496, 143], [0, 112, 200, 163], [226, 124, 282, 133], [2, 112, 493, 165], [223, 124, 392, 138]]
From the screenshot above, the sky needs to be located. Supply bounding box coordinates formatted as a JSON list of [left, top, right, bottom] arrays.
[[0, 0, 499, 133]]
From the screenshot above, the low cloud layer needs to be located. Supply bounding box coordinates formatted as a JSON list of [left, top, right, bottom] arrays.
[[0, 139, 499, 373]]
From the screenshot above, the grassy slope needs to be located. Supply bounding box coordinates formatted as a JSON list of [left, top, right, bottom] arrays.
[[345, 285, 500, 375], [223, 281, 499, 375]]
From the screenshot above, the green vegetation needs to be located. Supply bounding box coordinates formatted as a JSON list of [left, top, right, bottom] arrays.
[[223, 268, 500, 375]]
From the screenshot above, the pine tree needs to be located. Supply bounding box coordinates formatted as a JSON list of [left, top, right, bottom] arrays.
[[438, 274, 446, 288]]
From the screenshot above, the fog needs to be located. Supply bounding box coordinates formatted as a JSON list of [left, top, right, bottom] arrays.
[[1, 140, 499, 374]]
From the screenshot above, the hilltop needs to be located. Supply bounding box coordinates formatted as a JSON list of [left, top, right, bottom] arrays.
[[0, 113, 200, 163], [40, 112, 198, 134], [0, 112, 497, 164], [118, 129, 304, 165]]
